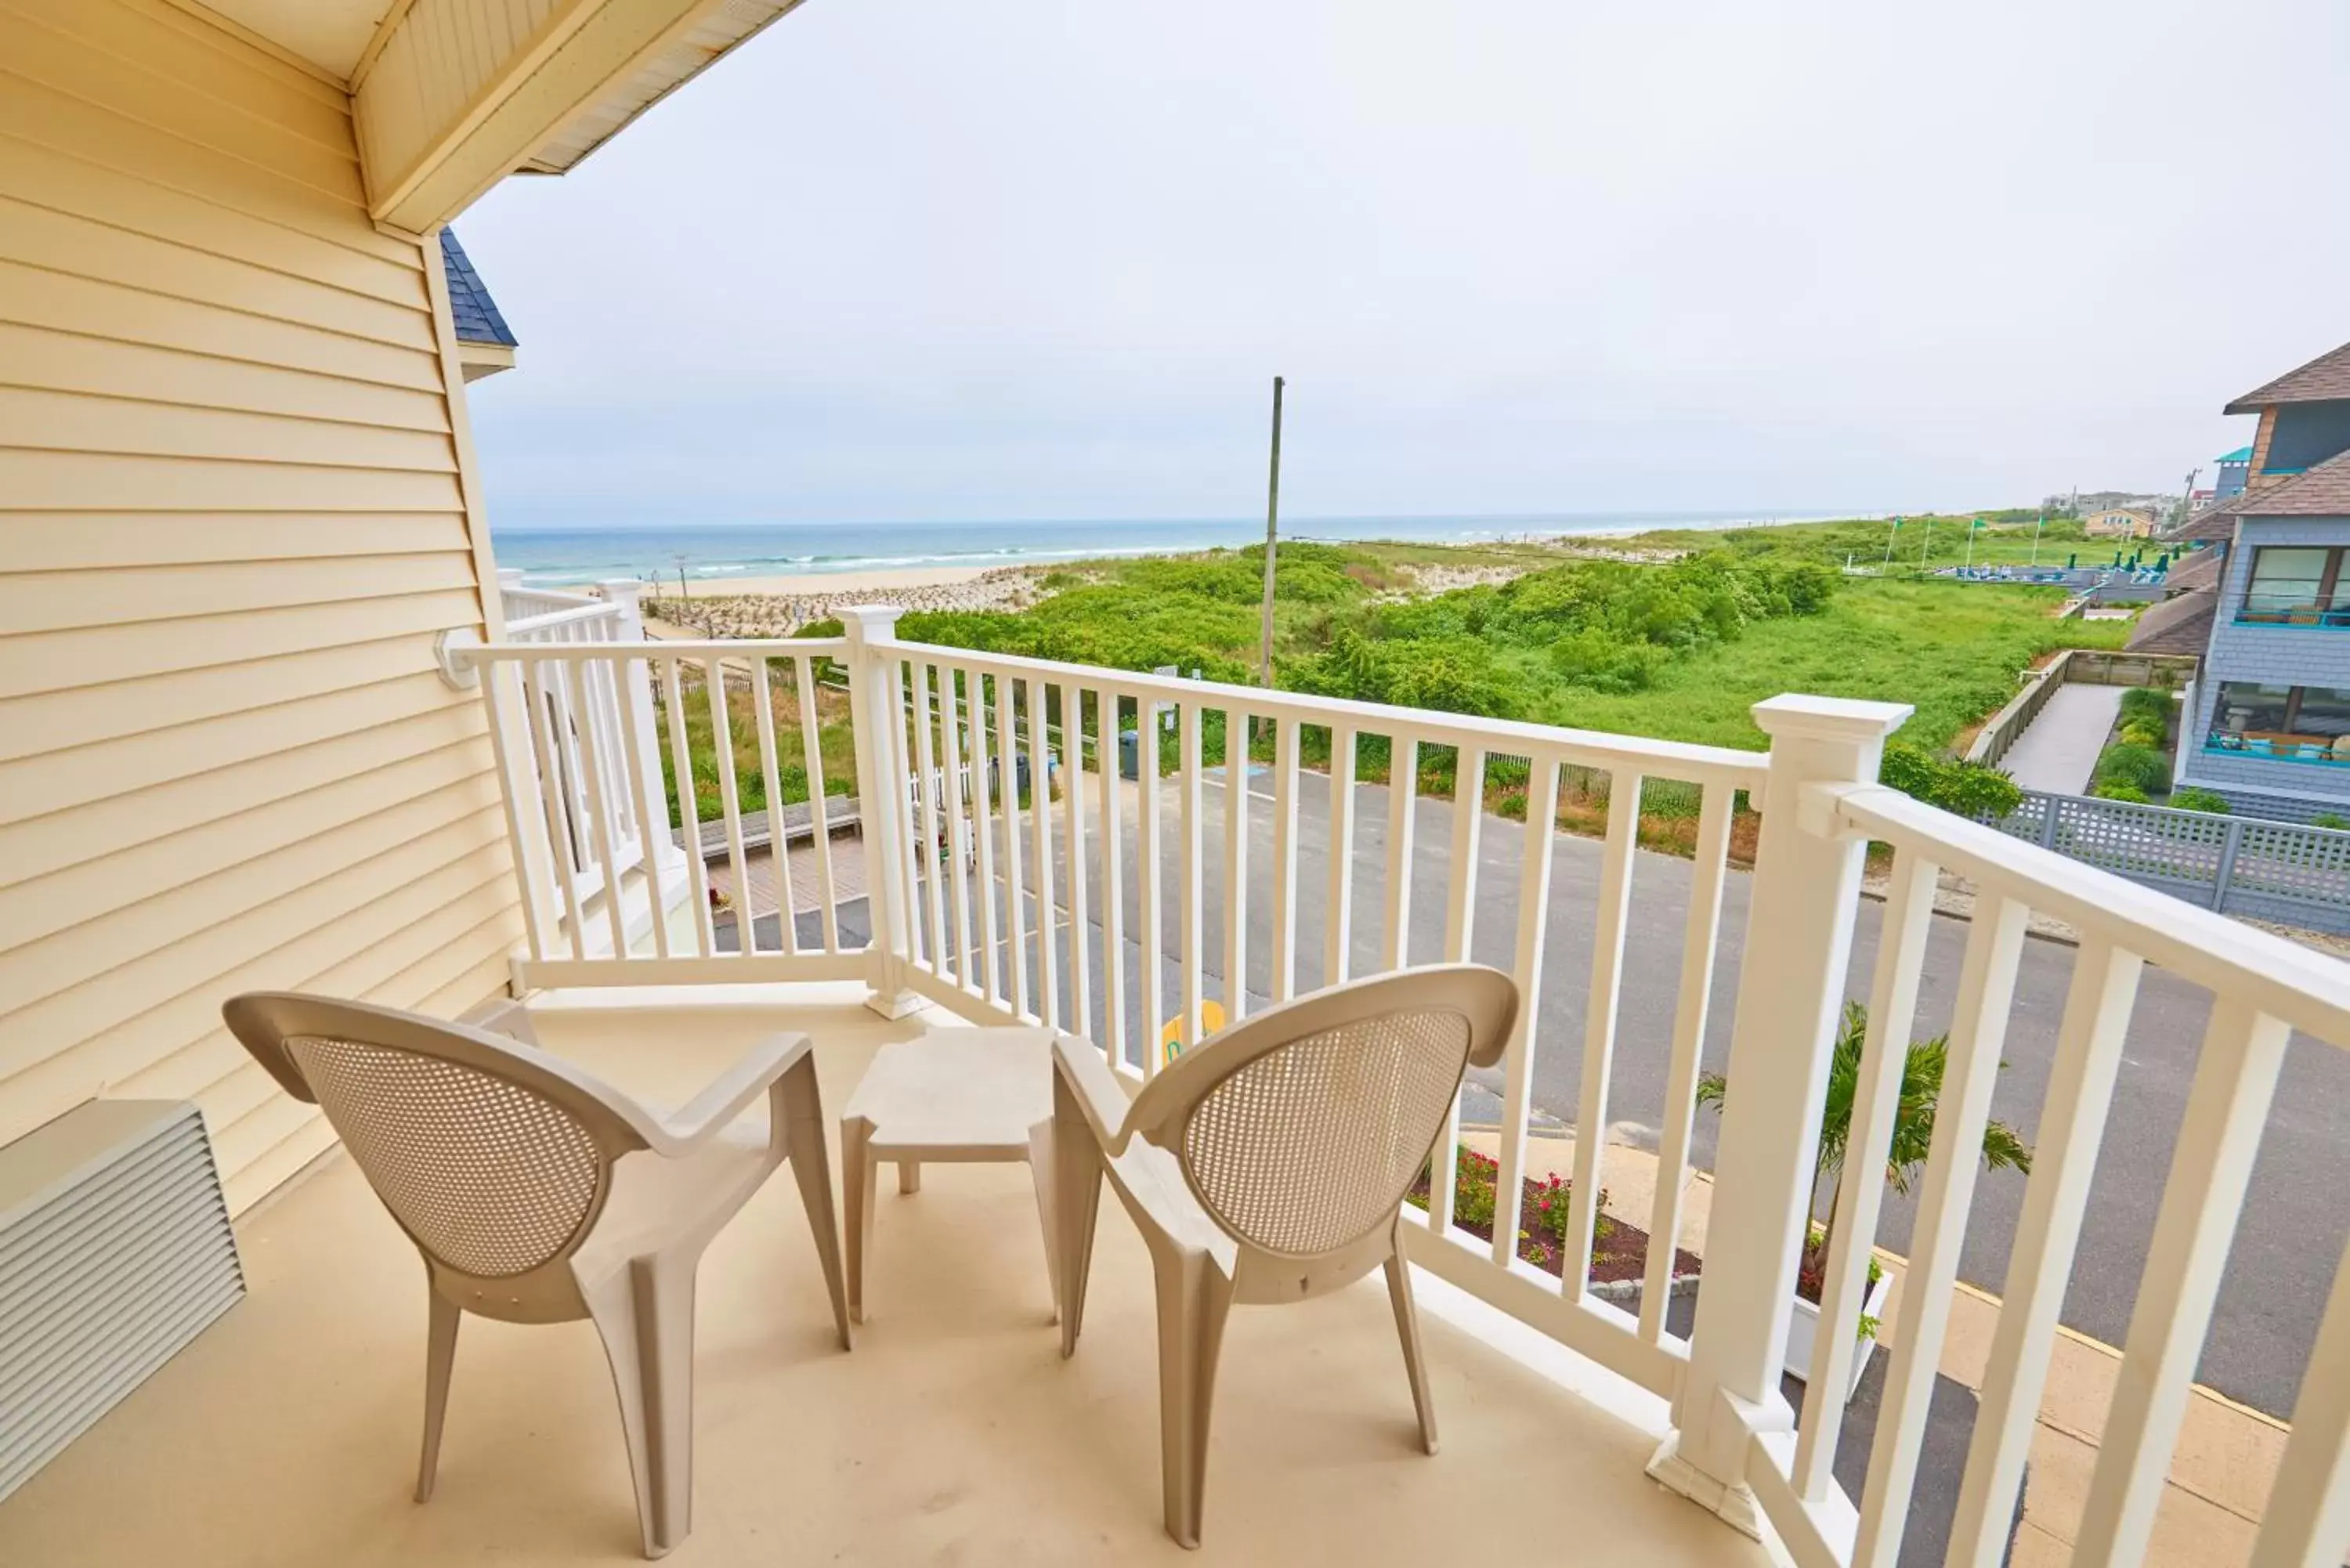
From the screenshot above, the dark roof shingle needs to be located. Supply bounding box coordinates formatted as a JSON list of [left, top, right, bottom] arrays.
[[2126, 588, 2215, 656], [2232, 449, 2350, 518], [2162, 547, 2221, 592], [439, 228, 517, 349], [2225, 339, 2350, 414]]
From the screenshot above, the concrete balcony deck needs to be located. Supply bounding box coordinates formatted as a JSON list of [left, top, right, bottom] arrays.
[[0, 988, 1766, 1568]]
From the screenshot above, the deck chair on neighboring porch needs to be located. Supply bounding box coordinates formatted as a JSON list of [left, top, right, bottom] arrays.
[[1047, 964, 1518, 1548], [222, 993, 851, 1560]]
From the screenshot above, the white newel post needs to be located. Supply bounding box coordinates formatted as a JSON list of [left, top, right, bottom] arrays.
[[1648, 693, 1911, 1534], [843, 606, 924, 1018]]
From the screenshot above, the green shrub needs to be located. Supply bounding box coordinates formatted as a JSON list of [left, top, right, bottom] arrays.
[[2092, 782, 2149, 803], [2092, 742, 2170, 795], [2314, 812, 2350, 831], [2118, 686, 2173, 725], [1880, 742, 2024, 820], [2117, 720, 2167, 749], [2170, 787, 2230, 815]]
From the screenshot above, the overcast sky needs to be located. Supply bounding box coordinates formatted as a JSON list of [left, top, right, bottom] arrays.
[[457, 0, 2350, 529]]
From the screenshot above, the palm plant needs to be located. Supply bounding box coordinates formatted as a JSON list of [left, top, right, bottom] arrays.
[[1696, 999, 2032, 1284]]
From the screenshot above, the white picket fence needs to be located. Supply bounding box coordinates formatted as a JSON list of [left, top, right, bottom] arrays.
[[458, 608, 2350, 1568]]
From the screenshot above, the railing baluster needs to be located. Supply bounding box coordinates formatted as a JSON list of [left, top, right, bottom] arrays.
[[613, 647, 673, 961], [1491, 757, 1561, 1268], [1097, 686, 1127, 1067], [1136, 685, 1165, 1071], [1325, 723, 1358, 987], [2248, 1232, 2350, 1568], [1222, 705, 1251, 1021], [996, 670, 1029, 1017], [794, 655, 841, 953], [1382, 736, 1419, 971], [2072, 999, 2291, 1568], [910, 661, 949, 977], [1178, 697, 1205, 1051], [967, 671, 1003, 1006], [748, 658, 797, 956], [1431, 745, 1487, 1236], [1795, 847, 1940, 1494], [1062, 684, 1091, 1037], [1640, 780, 1731, 1342], [658, 656, 715, 956], [704, 657, 757, 957], [568, 656, 633, 959], [939, 663, 975, 990], [1854, 894, 2032, 1568], [887, 656, 927, 974], [480, 661, 554, 963], [1029, 676, 1060, 1028], [1945, 937, 2144, 1562], [1270, 714, 1300, 1004], [1564, 771, 1640, 1300]]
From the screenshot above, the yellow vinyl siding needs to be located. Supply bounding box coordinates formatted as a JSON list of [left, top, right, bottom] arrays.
[[0, 0, 521, 1205]]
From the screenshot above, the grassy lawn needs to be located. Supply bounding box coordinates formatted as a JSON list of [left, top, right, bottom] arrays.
[[1537, 578, 2131, 753]]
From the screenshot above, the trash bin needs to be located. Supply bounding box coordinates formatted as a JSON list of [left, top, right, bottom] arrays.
[[1119, 728, 1140, 780]]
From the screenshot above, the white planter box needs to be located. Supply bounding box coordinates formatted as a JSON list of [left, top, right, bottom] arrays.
[[1784, 1269, 1895, 1404]]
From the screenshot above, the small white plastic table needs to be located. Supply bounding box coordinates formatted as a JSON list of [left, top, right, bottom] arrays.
[[838, 1027, 1060, 1323]]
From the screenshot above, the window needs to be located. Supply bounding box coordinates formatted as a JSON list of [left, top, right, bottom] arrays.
[[2204, 682, 2350, 764], [2238, 546, 2348, 626]]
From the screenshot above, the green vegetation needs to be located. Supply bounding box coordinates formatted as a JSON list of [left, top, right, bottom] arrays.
[[1700, 999, 2031, 1330], [890, 526, 2128, 757], [663, 515, 2143, 846], [2314, 812, 2349, 831], [2092, 742, 2171, 799], [2170, 787, 2231, 815], [656, 661, 857, 822], [1622, 512, 2163, 574], [1879, 743, 2023, 820]]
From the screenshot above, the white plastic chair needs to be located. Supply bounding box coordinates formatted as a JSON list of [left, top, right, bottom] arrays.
[[1048, 963, 1517, 1547], [223, 992, 851, 1559]]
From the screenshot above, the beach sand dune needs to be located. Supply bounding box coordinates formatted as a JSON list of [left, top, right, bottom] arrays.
[[643, 563, 1047, 638]]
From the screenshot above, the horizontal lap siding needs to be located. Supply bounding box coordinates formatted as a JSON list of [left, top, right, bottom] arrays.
[[0, 0, 522, 1209]]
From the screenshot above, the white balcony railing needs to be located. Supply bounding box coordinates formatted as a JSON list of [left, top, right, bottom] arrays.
[[457, 602, 2350, 1568]]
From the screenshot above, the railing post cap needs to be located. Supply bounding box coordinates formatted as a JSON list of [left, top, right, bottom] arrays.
[[595, 577, 646, 604], [1750, 693, 1913, 742], [839, 604, 905, 642]]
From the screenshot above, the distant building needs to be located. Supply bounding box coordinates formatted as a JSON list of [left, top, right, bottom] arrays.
[[2083, 505, 2160, 538], [2149, 336, 2350, 821], [2213, 445, 2253, 500]]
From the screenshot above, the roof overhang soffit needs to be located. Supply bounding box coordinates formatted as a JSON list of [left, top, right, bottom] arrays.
[[354, 0, 728, 234]]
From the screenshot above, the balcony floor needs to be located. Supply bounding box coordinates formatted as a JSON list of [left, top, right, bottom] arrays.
[[0, 987, 1766, 1568]]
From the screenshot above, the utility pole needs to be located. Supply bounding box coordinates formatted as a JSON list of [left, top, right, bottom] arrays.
[[1256, 375, 1285, 688], [2179, 466, 2200, 529], [672, 552, 692, 605]]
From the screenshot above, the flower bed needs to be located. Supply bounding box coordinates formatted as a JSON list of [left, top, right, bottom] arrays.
[[1405, 1146, 1699, 1287]]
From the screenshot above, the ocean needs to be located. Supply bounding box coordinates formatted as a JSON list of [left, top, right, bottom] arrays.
[[490, 511, 1838, 587]]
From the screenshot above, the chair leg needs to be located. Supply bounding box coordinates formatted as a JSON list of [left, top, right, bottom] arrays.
[[1384, 1247, 1439, 1455], [1025, 1118, 1060, 1324], [415, 1288, 460, 1502], [1152, 1248, 1235, 1550], [898, 1160, 921, 1194], [842, 1116, 877, 1325], [586, 1252, 700, 1559], [1050, 1068, 1104, 1357], [779, 1055, 852, 1349]]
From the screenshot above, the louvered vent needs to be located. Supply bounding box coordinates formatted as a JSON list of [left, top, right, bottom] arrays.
[[0, 1101, 243, 1504]]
